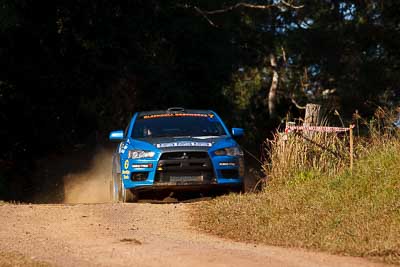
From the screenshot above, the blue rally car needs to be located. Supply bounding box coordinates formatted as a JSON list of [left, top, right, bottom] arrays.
[[109, 107, 245, 202]]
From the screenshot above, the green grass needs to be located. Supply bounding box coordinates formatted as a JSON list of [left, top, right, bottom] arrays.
[[194, 137, 400, 264]]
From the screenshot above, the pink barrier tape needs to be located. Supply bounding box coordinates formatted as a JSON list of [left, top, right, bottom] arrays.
[[285, 125, 355, 133]]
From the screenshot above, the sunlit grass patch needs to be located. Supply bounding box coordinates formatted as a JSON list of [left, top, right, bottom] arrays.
[[194, 114, 400, 264]]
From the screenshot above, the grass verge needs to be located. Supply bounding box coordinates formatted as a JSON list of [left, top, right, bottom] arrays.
[[0, 251, 51, 267], [194, 124, 400, 265]]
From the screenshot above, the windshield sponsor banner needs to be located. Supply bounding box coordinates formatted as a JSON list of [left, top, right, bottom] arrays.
[[143, 113, 214, 119], [156, 141, 212, 148]]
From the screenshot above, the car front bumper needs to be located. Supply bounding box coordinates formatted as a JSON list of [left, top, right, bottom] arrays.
[[120, 151, 244, 191]]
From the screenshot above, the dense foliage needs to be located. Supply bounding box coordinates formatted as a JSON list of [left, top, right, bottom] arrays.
[[1, 1, 400, 163]]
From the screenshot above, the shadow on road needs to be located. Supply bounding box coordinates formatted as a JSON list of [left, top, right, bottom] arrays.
[[137, 191, 223, 204]]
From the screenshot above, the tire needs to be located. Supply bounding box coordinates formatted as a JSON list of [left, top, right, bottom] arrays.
[[110, 154, 139, 203], [110, 158, 122, 202], [122, 187, 139, 203]]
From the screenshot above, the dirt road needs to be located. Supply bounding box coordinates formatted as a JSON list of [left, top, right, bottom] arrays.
[[0, 202, 389, 267]]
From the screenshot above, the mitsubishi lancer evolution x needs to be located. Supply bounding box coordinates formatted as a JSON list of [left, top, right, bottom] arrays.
[[109, 107, 245, 202]]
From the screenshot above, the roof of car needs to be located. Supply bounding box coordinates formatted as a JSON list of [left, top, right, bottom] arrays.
[[137, 108, 213, 117]]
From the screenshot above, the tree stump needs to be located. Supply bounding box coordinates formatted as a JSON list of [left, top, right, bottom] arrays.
[[303, 103, 321, 138], [303, 103, 321, 127]]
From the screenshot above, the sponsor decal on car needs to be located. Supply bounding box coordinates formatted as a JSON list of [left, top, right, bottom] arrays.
[[143, 113, 214, 119], [156, 141, 212, 148], [124, 160, 129, 169], [119, 143, 128, 153]]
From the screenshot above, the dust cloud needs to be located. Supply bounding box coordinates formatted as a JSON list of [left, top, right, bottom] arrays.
[[63, 149, 112, 204]]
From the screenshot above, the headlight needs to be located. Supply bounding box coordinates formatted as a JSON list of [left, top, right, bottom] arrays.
[[214, 147, 243, 156], [128, 150, 155, 159]]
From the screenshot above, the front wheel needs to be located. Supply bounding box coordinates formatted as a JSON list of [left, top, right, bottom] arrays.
[[110, 169, 122, 202], [110, 172, 139, 203], [111, 159, 139, 203], [122, 186, 139, 203]]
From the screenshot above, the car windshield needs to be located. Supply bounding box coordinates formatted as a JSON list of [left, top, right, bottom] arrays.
[[132, 113, 227, 138]]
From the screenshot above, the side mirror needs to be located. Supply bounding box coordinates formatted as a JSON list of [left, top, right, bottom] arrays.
[[109, 130, 124, 141], [231, 128, 244, 137]]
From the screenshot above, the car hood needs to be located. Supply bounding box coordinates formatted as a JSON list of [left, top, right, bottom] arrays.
[[130, 136, 237, 152]]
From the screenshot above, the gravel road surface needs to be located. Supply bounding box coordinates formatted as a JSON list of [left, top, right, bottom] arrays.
[[0, 203, 389, 267]]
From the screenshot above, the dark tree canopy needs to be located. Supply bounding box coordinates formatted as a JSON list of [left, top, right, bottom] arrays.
[[1, 0, 400, 161]]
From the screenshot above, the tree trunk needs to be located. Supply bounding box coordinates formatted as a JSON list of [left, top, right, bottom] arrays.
[[303, 103, 321, 138], [268, 53, 279, 118], [303, 103, 321, 127]]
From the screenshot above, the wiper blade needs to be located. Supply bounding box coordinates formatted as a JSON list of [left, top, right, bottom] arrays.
[[154, 135, 191, 138], [193, 135, 220, 139]]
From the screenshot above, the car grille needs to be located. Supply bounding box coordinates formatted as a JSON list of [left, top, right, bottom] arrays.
[[155, 152, 215, 184], [159, 151, 209, 160]]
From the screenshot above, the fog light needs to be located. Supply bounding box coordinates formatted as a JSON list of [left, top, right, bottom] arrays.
[[131, 172, 149, 181], [219, 162, 237, 167]]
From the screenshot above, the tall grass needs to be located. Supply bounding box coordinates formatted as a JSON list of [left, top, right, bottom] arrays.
[[194, 108, 400, 264], [266, 131, 349, 183], [267, 107, 399, 184]]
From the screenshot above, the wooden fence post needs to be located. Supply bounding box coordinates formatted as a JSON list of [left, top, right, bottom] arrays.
[[349, 126, 354, 172], [303, 103, 321, 127], [303, 104, 321, 138]]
